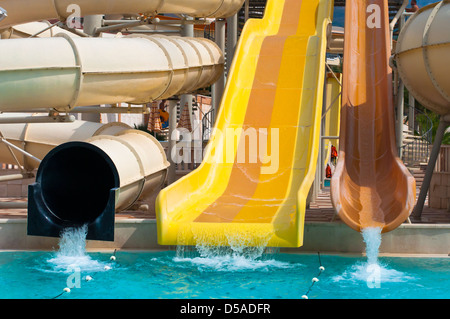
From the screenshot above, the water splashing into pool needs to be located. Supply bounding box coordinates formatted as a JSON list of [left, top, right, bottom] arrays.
[[174, 230, 289, 272], [332, 226, 416, 285], [46, 224, 106, 273], [362, 227, 382, 265], [57, 224, 89, 257]]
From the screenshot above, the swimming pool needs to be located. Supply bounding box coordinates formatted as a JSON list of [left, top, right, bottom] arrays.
[[0, 249, 448, 299]]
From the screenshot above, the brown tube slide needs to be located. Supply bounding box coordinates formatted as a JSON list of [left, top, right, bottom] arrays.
[[331, 0, 416, 233]]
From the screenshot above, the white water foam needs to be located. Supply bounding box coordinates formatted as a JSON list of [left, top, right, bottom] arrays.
[[46, 224, 106, 273], [174, 236, 293, 272], [332, 261, 415, 285], [332, 227, 415, 285]]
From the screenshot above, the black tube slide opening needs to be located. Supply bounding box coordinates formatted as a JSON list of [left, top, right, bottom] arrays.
[[27, 142, 120, 241]]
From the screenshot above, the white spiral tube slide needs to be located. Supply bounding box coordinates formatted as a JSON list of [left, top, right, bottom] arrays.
[[0, 0, 245, 30], [0, 34, 224, 112]]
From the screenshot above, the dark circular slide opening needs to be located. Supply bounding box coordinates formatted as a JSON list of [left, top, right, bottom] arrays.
[[38, 142, 119, 226]]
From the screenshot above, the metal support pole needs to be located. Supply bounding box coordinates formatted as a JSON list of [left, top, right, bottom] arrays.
[[313, 80, 328, 200], [396, 80, 405, 158], [226, 13, 238, 74], [167, 98, 179, 184], [389, 0, 409, 49], [28, 21, 62, 38], [213, 19, 226, 122], [412, 117, 449, 220], [244, 0, 250, 22], [0, 115, 75, 124], [94, 19, 144, 34], [181, 17, 194, 131], [82, 15, 103, 123], [0, 137, 41, 164], [408, 92, 415, 132], [69, 106, 149, 114]]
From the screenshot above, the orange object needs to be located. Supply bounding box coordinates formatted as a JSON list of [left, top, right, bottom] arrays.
[[331, 145, 337, 159], [325, 164, 332, 178], [330, 0, 416, 233]]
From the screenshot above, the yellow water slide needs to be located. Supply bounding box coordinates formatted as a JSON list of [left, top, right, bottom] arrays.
[[156, 0, 333, 248], [330, 0, 416, 233]]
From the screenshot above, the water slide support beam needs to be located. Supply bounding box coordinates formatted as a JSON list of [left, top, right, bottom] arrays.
[[213, 18, 226, 122], [397, 80, 405, 157], [180, 16, 194, 134], [389, 0, 409, 49], [167, 97, 179, 184], [0, 136, 41, 164], [226, 13, 238, 73], [0, 114, 75, 123]]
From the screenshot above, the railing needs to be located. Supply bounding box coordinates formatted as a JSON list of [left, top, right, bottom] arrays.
[[401, 105, 433, 166], [201, 108, 215, 142]]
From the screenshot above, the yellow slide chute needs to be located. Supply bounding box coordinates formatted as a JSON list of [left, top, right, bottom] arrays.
[[156, 0, 333, 247]]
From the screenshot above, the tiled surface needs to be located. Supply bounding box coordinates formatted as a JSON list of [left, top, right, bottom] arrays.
[[1, 188, 449, 224], [305, 188, 450, 224]]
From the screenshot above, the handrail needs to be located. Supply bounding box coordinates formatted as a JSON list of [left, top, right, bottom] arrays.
[[401, 104, 433, 165], [402, 104, 434, 145], [390, 0, 409, 48], [201, 107, 215, 141]]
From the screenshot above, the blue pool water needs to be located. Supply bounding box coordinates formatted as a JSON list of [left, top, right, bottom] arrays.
[[0, 249, 448, 299]]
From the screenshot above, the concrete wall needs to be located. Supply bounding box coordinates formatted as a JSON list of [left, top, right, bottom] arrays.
[[0, 168, 35, 198], [1, 219, 448, 255]]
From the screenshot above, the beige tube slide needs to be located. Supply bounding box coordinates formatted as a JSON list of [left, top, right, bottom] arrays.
[[0, 0, 245, 30], [0, 35, 223, 112], [0, 112, 169, 210], [395, 1, 450, 116], [0, 113, 129, 170], [26, 122, 170, 240]]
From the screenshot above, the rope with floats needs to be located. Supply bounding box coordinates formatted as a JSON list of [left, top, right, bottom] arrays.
[[50, 249, 118, 299], [302, 252, 325, 299]]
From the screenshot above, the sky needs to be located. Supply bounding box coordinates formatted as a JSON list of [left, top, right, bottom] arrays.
[[332, 0, 440, 27]]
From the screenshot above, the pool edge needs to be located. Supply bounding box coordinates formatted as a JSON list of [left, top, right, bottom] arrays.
[[0, 218, 448, 255]]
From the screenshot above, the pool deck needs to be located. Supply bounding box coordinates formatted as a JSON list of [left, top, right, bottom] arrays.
[[0, 188, 449, 256]]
